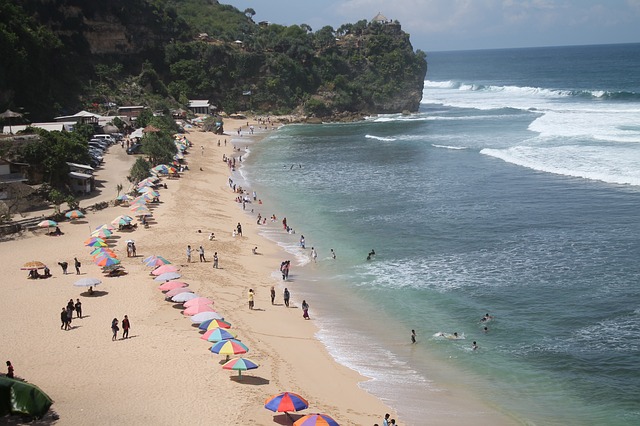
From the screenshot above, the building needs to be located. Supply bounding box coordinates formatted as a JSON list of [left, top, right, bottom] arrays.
[[66, 162, 95, 195], [188, 100, 213, 115], [54, 110, 101, 125], [117, 106, 147, 119]]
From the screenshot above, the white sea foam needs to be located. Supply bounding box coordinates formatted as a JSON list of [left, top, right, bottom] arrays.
[[431, 144, 467, 150], [365, 134, 396, 142], [481, 145, 640, 186]]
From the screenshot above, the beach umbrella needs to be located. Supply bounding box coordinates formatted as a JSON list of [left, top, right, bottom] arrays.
[[222, 357, 258, 377], [131, 205, 151, 215], [182, 303, 215, 315], [90, 228, 112, 239], [102, 264, 124, 272], [95, 224, 115, 231], [116, 194, 132, 202], [21, 261, 47, 270], [111, 215, 133, 226], [171, 292, 198, 303], [95, 256, 120, 267], [210, 339, 248, 356], [151, 264, 180, 276], [158, 281, 187, 291], [74, 277, 102, 287], [0, 109, 23, 133], [164, 287, 191, 298], [65, 210, 85, 219], [294, 414, 339, 426], [84, 237, 107, 247], [145, 256, 171, 267], [37, 220, 57, 228], [154, 272, 181, 282], [183, 297, 213, 308], [191, 311, 224, 324], [152, 164, 170, 174], [202, 327, 237, 342], [91, 248, 117, 258], [264, 392, 309, 413], [199, 318, 232, 331]]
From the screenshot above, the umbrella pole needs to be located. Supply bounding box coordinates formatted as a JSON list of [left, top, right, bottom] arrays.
[[238, 370, 242, 378]]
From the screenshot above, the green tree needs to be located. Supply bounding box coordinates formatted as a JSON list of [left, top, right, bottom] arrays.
[[48, 188, 66, 214], [129, 157, 151, 184], [141, 132, 177, 166]]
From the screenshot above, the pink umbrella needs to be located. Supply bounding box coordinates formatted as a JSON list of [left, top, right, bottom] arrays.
[[152, 264, 180, 276], [183, 304, 215, 316], [165, 287, 192, 298], [183, 297, 213, 308], [158, 281, 188, 291]]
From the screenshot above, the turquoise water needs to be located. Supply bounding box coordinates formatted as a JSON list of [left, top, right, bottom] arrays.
[[238, 44, 640, 425]]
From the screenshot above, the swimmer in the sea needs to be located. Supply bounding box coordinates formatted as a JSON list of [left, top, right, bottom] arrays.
[[472, 341, 479, 350]]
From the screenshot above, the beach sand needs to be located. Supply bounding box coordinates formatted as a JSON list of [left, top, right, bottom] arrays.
[[1, 118, 517, 425], [0, 119, 393, 425]]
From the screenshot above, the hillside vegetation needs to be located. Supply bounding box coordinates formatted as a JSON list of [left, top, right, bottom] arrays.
[[0, 0, 427, 120]]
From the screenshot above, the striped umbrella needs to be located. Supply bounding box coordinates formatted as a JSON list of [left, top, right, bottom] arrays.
[[65, 210, 85, 219], [202, 327, 237, 342], [94, 256, 120, 267], [222, 357, 258, 378], [264, 392, 308, 413], [38, 220, 57, 228], [199, 318, 232, 331], [90, 228, 112, 239], [210, 339, 248, 356], [294, 414, 339, 426]]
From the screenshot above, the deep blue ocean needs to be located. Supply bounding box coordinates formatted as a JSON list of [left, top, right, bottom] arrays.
[[238, 43, 640, 425]]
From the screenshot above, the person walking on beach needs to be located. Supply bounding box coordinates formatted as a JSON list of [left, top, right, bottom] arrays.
[[248, 289, 255, 310], [283, 288, 290, 307], [411, 329, 417, 344], [270, 286, 276, 304], [58, 261, 68, 274], [383, 413, 391, 426], [60, 308, 69, 330], [236, 222, 243, 236], [74, 257, 81, 275], [213, 252, 219, 269], [75, 299, 82, 319], [122, 315, 131, 339], [302, 300, 310, 319], [186, 245, 192, 263], [111, 318, 119, 341], [6, 361, 14, 379], [198, 245, 206, 262]]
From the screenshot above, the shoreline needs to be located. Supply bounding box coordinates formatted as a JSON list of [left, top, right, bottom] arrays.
[[0, 118, 395, 425], [1, 116, 517, 425]]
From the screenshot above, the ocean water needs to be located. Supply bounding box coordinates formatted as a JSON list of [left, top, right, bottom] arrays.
[[237, 43, 640, 425]]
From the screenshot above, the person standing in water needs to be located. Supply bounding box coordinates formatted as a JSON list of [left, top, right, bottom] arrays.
[[411, 329, 417, 344]]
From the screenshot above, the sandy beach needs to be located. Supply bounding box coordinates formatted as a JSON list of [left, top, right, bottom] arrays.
[[0, 118, 396, 425]]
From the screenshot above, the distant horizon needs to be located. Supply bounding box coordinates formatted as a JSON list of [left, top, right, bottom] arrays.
[[427, 41, 640, 54]]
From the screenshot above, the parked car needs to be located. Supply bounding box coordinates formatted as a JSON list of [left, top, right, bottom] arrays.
[[127, 143, 142, 155]]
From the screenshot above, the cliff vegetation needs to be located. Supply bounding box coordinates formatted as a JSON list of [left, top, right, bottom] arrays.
[[0, 0, 428, 121]]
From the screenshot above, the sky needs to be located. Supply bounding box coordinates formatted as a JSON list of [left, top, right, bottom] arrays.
[[227, 0, 640, 52]]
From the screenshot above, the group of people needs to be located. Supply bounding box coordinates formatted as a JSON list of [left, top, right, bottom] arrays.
[[60, 299, 82, 330], [57, 258, 81, 275], [279, 260, 291, 280], [111, 315, 131, 341], [28, 266, 51, 279]]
